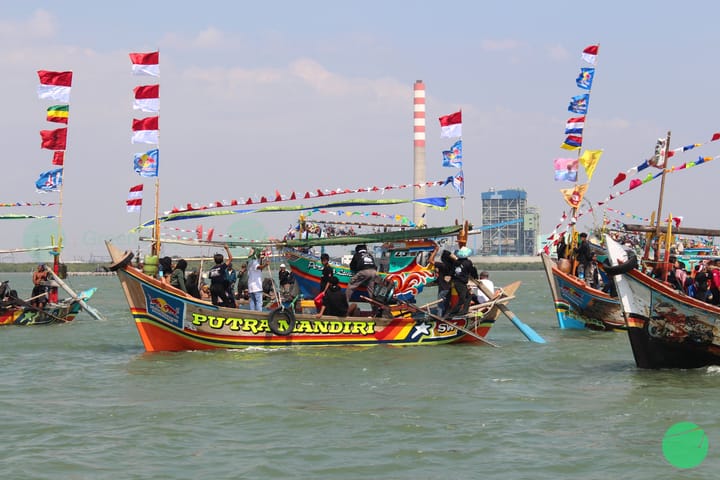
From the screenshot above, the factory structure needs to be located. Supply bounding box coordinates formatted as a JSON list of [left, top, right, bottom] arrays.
[[476, 188, 540, 256]]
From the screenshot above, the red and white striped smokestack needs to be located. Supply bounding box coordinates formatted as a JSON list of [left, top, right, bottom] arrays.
[[413, 80, 426, 226]]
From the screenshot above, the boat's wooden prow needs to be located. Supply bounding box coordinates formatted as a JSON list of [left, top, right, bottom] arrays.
[[106, 241, 134, 271]]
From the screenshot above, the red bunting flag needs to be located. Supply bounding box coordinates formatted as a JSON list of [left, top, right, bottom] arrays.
[[52, 151, 64, 166], [40, 128, 67, 150]]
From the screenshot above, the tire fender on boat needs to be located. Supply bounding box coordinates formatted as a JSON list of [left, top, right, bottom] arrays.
[[602, 251, 638, 276], [268, 308, 296, 336]]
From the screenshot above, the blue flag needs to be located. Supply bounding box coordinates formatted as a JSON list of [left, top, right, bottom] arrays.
[[133, 148, 159, 177], [35, 168, 63, 192], [445, 170, 464, 196], [576, 68, 595, 90], [568, 94, 589, 114], [442, 140, 462, 168]]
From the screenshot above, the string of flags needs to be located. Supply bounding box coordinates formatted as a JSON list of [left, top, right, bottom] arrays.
[[36, 70, 72, 193], [127, 51, 160, 212], [553, 44, 603, 211], [163, 179, 455, 214], [543, 153, 717, 252], [0, 202, 58, 207], [438, 110, 464, 195], [611, 131, 720, 187], [132, 197, 449, 230]]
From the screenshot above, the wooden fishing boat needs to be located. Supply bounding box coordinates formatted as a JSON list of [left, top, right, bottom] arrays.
[[605, 234, 720, 369], [0, 278, 95, 326], [283, 225, 462, 302], [540, 252, 625, 330], [106, 240, 531, 352]]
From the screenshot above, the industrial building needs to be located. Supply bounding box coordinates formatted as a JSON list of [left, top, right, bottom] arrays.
[[479, 188, 539, 256]]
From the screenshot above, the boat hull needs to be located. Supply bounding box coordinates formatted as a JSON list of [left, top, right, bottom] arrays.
[[114, 266, 494, 352], [606, 235, 720, 369], [0, 301, 83, 326], [540, 253, 624, 331]]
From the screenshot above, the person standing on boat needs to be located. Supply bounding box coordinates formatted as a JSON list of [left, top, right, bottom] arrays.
[[31, 264, 49, 308], [169, 259, 188, 293], [236, 262, 249, 301], [225, 263, 237, 307], [447, 247, 477, 317], [316, 276, 356, 317], [573, 232, 592, 282], [434, 250, 454, 316], [319, 253, 334, 293], [346, 244, 379, 302], [208, 253, 233, 307], [247, 247, 268, 311]]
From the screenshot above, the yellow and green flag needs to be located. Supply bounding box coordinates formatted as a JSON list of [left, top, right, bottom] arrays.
[[46, 105, 69, 124]]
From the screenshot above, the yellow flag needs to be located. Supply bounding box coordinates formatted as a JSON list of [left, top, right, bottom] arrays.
[[579, 149, 603, 180], [560, 183, 588, 208]]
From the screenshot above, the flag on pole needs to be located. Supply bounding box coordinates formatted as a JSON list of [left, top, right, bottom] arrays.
[[560, 183, 588, 208], [553, 158, 578, 182], [564, 116, 585, 134], [129, 51, 159, 76], [133, 84, 160, 112], [133, 148, 159, 177], [576, 68, 595, 90], [560, 135, 583, 150], [37, 70, 73, 102], [441, 140, 462, 168], [439, 111, 462, 138], [40, 128, 68, 150], [582, 45, 599, 65], [579, 149, 603, 180], [131, 116, 159, 144], [52, 151, 64, 166], [46, 105, 69, 124], [35, 168, 63, 192], [126, 184, 143, 212], [445, 170, 464, 195], [568, 94, 589, 114]]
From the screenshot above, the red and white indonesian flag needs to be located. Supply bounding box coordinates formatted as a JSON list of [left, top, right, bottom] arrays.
[[582, 45, 599, 65], [129, 51, 159, 77], [131, 116, 159, 144], [37, 70, 73, 102], [439, 111, 462, 138], [126, 184, 143, 213], [133, 84, 160, 112]]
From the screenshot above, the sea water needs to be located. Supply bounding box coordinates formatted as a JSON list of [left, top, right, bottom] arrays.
[[0, 271, 719, 479]]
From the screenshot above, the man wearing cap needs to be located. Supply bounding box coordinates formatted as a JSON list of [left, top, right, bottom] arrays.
[[346, 244, 379, 302], [278, 263, 294, 295]]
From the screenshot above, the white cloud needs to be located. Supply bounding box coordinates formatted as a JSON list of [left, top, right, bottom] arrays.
[[0, 9, 56, 41]]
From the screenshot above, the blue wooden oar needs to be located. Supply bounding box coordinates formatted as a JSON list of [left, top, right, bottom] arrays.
[[472, 279, 546, 344]]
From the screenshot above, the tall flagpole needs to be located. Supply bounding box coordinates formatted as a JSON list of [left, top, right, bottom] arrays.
[[567, 43, 600, 258]]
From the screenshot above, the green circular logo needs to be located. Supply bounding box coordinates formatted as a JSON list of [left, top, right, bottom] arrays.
[[662, 422, 709, 469]]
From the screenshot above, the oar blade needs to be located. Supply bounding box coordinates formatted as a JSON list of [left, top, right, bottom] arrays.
[[501, 306, 546, 344]]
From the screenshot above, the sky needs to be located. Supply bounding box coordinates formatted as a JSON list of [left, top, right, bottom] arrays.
[[2, 1, 720, 262]]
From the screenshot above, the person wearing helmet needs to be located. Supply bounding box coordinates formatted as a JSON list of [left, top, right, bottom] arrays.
[[447, 246, 477, 317]]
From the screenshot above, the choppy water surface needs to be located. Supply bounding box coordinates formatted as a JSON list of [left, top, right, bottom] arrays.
[[1, 271, 719, 479]]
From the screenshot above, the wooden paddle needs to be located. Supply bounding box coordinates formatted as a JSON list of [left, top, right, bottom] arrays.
[[471, 278, 545, 344], [363, 296, 500, 347]]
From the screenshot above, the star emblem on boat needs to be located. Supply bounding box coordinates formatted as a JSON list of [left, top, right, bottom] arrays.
[[411, 322, 431, 338]]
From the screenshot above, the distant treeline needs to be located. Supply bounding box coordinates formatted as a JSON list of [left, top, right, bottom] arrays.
[[0, 263, 106, 273]]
